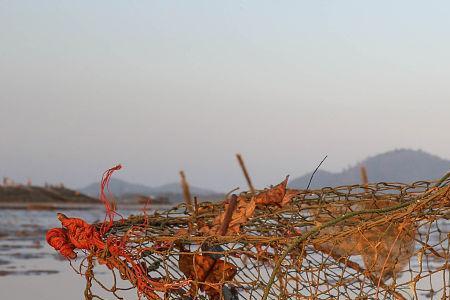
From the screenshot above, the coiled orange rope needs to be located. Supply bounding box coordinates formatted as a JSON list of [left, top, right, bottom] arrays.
[[46, 165, 190, 299], [46, 227, 76, 259]]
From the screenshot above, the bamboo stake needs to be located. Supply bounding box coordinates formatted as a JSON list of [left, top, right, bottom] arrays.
[[360, 165, 369, 188], [179, 171, 193, 213], [218, 194, 238, 236], [193, 196, 199, 218], [236, 153, 255, 194]]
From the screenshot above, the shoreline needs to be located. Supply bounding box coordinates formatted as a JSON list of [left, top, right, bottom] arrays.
[[0, 202, 171, 210]]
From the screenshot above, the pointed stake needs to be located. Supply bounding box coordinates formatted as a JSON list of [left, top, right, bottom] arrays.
[[179, 171, 193, 213], [218, 194, 238, 236], [194, 196, 199, 217], [236, 153, 256, 194], [360, 166, 369, 189]]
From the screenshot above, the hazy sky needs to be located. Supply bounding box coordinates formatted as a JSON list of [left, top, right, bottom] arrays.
[[1, 1, 450, 192]]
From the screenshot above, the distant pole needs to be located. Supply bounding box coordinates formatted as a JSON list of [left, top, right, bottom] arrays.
[[236, 153, 256, 194], [179, 171, 193, 213], [360, 166, 369, 188]]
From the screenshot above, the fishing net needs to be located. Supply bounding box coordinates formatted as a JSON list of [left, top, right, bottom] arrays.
[[47, 166, 450, 300]]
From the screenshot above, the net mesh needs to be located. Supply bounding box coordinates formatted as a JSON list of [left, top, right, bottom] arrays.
[[47, 171, 450, 300]]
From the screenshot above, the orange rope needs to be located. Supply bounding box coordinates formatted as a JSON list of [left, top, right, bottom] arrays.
[[99, 164, 124, 235], [46, 228, 76, 259], [46, 165, 190, 299]]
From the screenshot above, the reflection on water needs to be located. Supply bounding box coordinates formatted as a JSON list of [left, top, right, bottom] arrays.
[[0, 206, 166, 300]]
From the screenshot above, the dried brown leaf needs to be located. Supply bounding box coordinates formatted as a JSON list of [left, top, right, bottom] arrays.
[[281, 189, 300, 206], [178, 249, 237, 298], [203, 196, 256, 235], [202, 260, 237, 298], [254, 176, 289, 206], [179, 250, 215, 281]]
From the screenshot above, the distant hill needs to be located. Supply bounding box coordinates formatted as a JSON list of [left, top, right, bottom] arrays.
[[0, 185, 96, 203], [289, 149, 450, 189], [80, 178, 221, 199]]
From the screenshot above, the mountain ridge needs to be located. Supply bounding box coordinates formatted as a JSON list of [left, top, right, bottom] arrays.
[[79, 149, 450, 197], [80, 178, 220, 198], [289, 149, 450, 189]]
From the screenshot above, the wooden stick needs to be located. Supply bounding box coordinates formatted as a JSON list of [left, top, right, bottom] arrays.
[[193, 196, 199, 218], [192, 196, 199, 229], [360, 166, 369, 188], [179, 171, 193, 213], [236, 153, 255, 194], [218, 194, 238, 236]]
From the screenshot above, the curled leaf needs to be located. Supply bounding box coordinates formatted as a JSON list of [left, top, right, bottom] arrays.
[[254, 176, 289, 206], [178, 249, 237, 298], [207, 196, 256, 235], [281, 189, 300, 206], [179, 252, 215, 282], [202, 260, 237, 298]]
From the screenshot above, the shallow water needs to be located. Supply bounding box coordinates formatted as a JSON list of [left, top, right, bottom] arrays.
[[0, 207, 165, 300]]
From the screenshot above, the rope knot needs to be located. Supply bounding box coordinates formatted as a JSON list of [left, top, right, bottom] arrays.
[[57, 213, 104, 250], [47, 213, 105, 259], [46, 228, 77, 259]]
